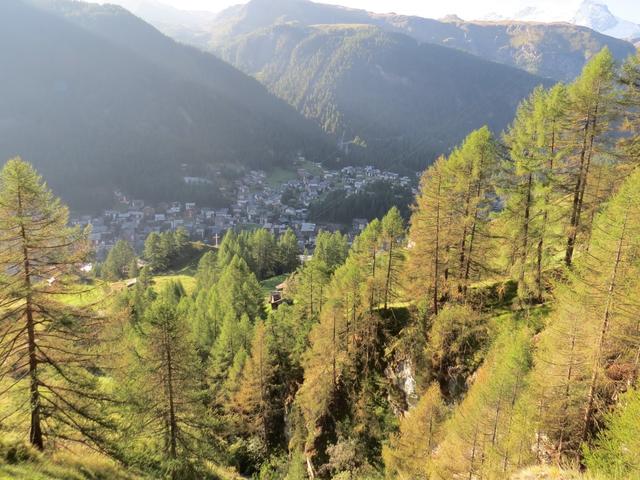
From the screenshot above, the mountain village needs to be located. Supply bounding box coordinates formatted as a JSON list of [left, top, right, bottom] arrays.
[[73, 161, 415, 259]]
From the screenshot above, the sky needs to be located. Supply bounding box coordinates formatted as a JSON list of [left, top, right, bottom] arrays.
[[151, 0, 640, 23]]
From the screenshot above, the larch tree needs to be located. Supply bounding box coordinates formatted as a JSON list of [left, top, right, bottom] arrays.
[[102, 239, 137, 280], [380, 207, 404, 310], [121, 284, 212, 476], [351, 218, 382, 311], [406, 156, 457, 314], [562, 47, 617, 266], [231, 315, 297, 460], [448, 126, 499, 296], [619, 52, 640, 164], [0, 158, 110, 450], [525, 168, 640, 461], [314, 231, 349, 273], [288, 258, 330, 322], [382, 383, 447, 480], [277, 228, 300, 274], [498, 85, 569, 301], [431, 326, 532, 479]]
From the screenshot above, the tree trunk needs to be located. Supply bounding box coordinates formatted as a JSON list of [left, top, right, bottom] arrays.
[[458, 183, 472, 293], [164, 330, 178, 461], [518, 173, 533, 298], [581, 208, 627, 443], [462, 210, 478, 298], [536, 129, 556, 301], [370, 249, 377, 311], [433, 175, 442, 315], [384, 239, 393, 310], [18, 188, 44, 450], [565, 116, 592, 266], [566, 98, 600, 266], [332, 311, 337, 389]]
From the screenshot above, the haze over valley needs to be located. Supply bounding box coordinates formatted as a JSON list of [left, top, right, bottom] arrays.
[[1, 1, 640, 479]]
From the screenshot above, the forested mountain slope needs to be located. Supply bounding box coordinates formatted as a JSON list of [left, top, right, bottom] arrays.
[[1, 48, 640, 480], [0, 0, 331, 209], [207, 0, 636, 81], [217, 23, 549, 171]]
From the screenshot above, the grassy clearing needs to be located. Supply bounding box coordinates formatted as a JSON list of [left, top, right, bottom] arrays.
[[260, 274, 288, 296], [265, 160, 325, 188], [0, 438, 246, 480], [153, 274, 196, 295], [0, 442, 140, 480], [62, 281, 114, 308], [512, 466, 605, 479], [265, 167, 297, 187]]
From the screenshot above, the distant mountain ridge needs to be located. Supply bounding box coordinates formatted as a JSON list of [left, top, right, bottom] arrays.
[[203, 0, 635, 81], [217, 21, 550, 172], [0, 0, 331, 209]]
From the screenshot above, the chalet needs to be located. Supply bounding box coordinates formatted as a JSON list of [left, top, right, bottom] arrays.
[[269, 291, 283, 310]]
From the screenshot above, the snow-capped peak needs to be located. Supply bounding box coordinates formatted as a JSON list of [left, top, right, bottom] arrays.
[[573, 0, 618, 32], [572, 0, 640, 39]]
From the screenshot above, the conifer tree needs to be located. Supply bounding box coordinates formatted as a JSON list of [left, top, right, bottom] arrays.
[[314, 231, 349, 272], [498, 85, 569, 301], [524, 169, 640, 461], [0, 158, 109, 450], [232, 320, 287, 453], [102, 239, 137, 280], [209, 312, 253, 394], [195, 250, 217, 291], [352, 218, 382, 311], [431, 326, 532, 479], [562, 47, 616, 266], [289, 258, 330, 322], [380, 207, 404, 310], [249, 229, 277, 280], [584, 388, 640, 478], [449, 126, 499, 296], [214, 255, 264, 322], [277, 228, 300, 274], [144, 232, 166, 272], [382, 383, 447, 480], [406, 156, 456, 314], [619, 52, 640, 163], [120, 283, 212, 476]]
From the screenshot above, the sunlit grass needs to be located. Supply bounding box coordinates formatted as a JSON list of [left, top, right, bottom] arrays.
[[152, 274, 196, 295]]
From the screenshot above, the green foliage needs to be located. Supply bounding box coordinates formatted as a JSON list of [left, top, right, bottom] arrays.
[[0, 158, 110, 451], [309, 181, 413, 224], [216, 229, 300, 281], [406, 127, 500, 311], [5, 26, 640, 480], [116, 283, 216, 476], [218, 22, 550, 172], [426, 305, 489, 400], [382, 383, 447, 480], [314, 231, 349, 273], [102, 240, 137, 280], [584, 389, 640, 479], [143, 229, 193, 273], [431, 325, 533, 479]]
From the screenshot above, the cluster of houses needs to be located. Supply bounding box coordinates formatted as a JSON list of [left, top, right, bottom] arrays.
[[72, 163, 415, 260]]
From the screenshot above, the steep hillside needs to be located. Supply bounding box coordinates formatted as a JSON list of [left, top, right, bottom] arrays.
[[206, 0, 635, 81], [0, 0, 331, 209], [218, 23, 549, 171]]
